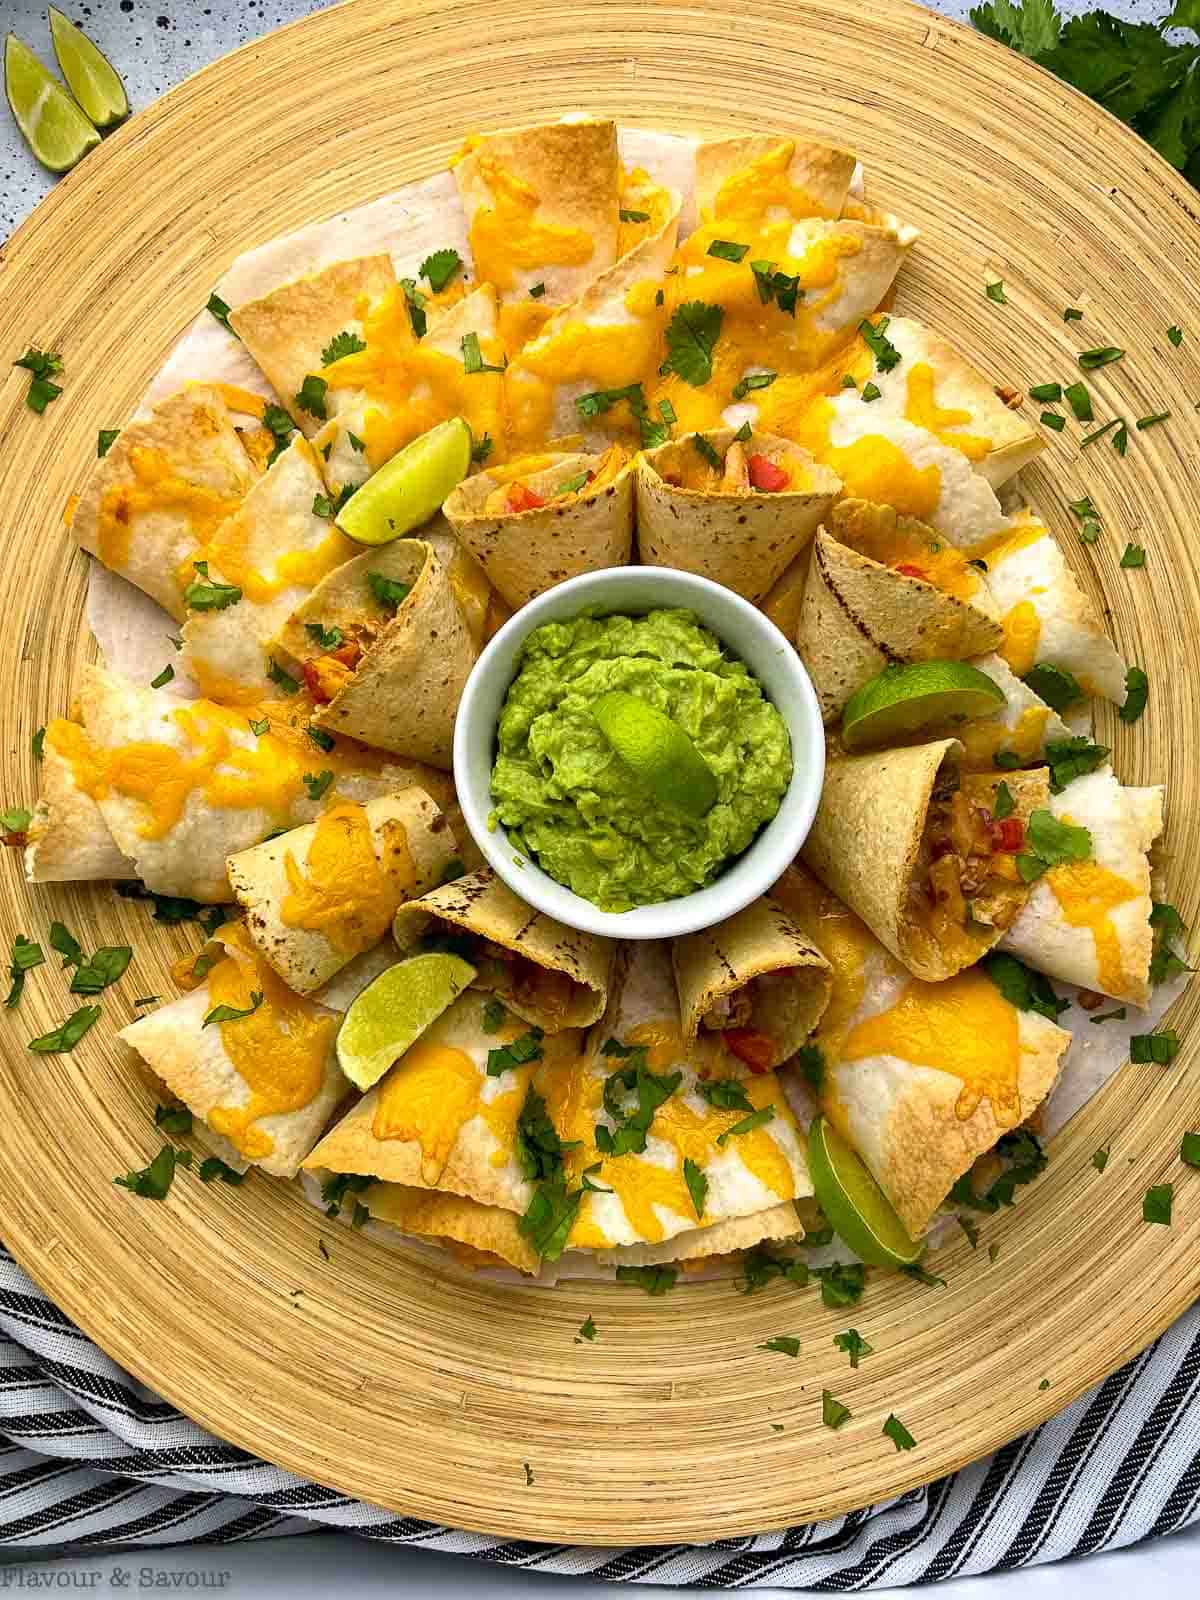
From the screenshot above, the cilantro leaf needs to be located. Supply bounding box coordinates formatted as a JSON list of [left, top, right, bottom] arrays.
[[822, 1390, 852, 1430], [206, 294, 238, 336], [576, 1315, 598, 1342], [664, 301, 723, 386], [202, 991, 263, 1027], [737, 1245, 809, 1295], [1120, 666, 1149, 724], [981, 951, 1068, 1021], [267, 657, 300, 695], [5, 934, 44, 1009], [1130, 1029, 1180, 1064], [69, 946, 132, 996], [461, 331, 504, 374], [262, 403, 296, 464], [969, 0, 1060, 57], [154, 1103, 193, 1136], [614, 1264, 677, 1295], [303, 770, 334, 802], [760, 1335, 801, 1357], [486, 1026, 544, 1076], [13, 348, 63, 413], [813, 1262, 865, 1308], [1150, 900, 1190, 986], [858, 315, 901, 372], [1143, 1182, 1173, 1225], [683, 1156, 707, 1220], [883, 1413, 917, 1451], [184, 561, 241, 613], [1022, 662, 1084, 713], [715, 1105, 775, 1146], [98, 428, 120, 458], [294, 374, 328, 420], [199, 1156, 245, 1185], [305, 621, 344, 650], [367, 571, 411, 610], [420, 248, 462, 293], [481, 998, 508, 1034], [321, 330, 367, 365], [1016, 808, 1093, 882], [1044, 736, 1110, 792], [114, 1146, 183, 1200], [697, 1078, 754, 1112], [28, 1005, 101, 1053], [833, 1328, 873, 1368]]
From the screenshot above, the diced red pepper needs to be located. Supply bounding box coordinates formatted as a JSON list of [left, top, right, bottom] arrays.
[[723, 1027, 776, 1073], [895, 563, 928, 580], [990, 816, 1026, 853], [302, 659, 332, 703], [507, 482, 547, 513], [747, 454, 790, 493]]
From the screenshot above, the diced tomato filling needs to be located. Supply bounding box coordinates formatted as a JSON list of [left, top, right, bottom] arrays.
[[723, 1027, 775, 1073], [919, 787, 1028, 943], [990, 816, 1026, 853], [302, 641, 361, 705], [507, 482, 547, 513], [894, 563, 927, 580], [747, 454, 790, 493]]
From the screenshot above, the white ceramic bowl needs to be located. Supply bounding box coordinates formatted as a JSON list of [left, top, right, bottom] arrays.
[[453, 566, 825, 939]]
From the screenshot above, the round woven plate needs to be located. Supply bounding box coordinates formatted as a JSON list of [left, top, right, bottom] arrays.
[[0, 0, 1196, 1545]]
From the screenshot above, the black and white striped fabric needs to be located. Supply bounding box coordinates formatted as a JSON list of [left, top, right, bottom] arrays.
[[0, 1248, 1195, 1584]]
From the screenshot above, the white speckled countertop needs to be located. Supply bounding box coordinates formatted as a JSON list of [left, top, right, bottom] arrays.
[[0, 0, 1171, 237]]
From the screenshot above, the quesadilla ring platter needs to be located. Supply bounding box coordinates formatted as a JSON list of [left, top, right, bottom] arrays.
[[1, 24, 1196, 1539]]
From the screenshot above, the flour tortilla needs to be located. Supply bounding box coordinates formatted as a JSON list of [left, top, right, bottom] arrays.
[[801, 741, 1047, 981], [70, 664, 442, 901], [503, 203, 681, 450], [1000, 767, 1163, 1006], [636, 430, 840, 602], [24, 722, 135, 884], [787, 219, 918, 341], [392, 868, 615, 1032], [273, 539, 477, 769], [228, 253, 398, 435], [120, 925, 349, 1179], [672, 895, 832, 1067], [797, 528, 1003, 722], [442, 449, 635, 609], [180, 435, 355, 702], [694, 134, 857, 221], [771, 863, 1070, 1237], [843, 316, 1043, 489], [453, 118, 621, 307], [73, 386, 260, 622], [983, 513, 1128, 703], [227, 789, 457, 994]]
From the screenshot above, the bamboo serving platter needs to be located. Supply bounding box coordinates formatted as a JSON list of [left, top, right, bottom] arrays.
[[0, 0, 1197, 1545]]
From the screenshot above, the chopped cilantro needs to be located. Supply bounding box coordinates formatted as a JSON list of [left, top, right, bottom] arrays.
[[487, 1026, 544, 1076], [419, 248, 462, 292], [294, 374, 328, 420], [796, 1043, 824, 1093], [731, 370, 777, 401], [822, 1390, 852, 1430], [1168, 325, 1183, 347], [993, 750, 1022, 770], [985, 280, 1007, 303], [69, 946, 132, 996], [1029, 383, 1062, 402], [576, 1315, 598, 1342], [883, 1414, 917, 1451], [715, 1105, 775, 1146], [114, 1146, 183, 1200], [206, 293, 237, 336], [471, 431, 493, 465], [1181, 1133, 1200, 1169], [749, 259, 802, 315], [1130, 1030, 1179, 1064], [813, 1262, 865, 1308], [1120, 666, 1149, 724], [347, 430, 366, 453], [575, 381, 645, 420], [303, 770, 334, 801], [863, 381, 883, 403], [858, 316, 901, 372], [1136, 412, 1170, 431], [367, 570, 412, 610], [663, 301, 723, 386], [0, 805, 30, 834], [691, 432, 723, 470], [249, 717, 269, 737], [267, 657, 300, 694], [14, 348, 63, 412], [28, 1005, 101, 1053], [1044, 736, 1110, 793], [733, 419, 752, 442], [1150, 901, 1189, 987], [833, 1328, 873, 1368], [620, 208, 650, 223], [683, 1156, 707, 1219], [1041, 410, 1066, 431], [262, 403, 296, 464], [1022, 662, 1083, 713], [321, 329, 367, 365], [958, 1213, 980, 1249], [481, 998, 508, 1034], [97, 428, 120, 458], [900, 1262, 946, 1288], [697, 1078, 754, 1112], [949, 1129, 1047, 1212], [461, 331, 504, 373], [31, 727, 45, 763], [184, 561, 242, 612], [1063, 307, 1083, 322], [154, 1103, 193, 1136], [528, 282, 546, 299], [737, 1245, 809, 1294], [1016, 809, 1092, 882], [1064, 381, 1093, 421], [199, 1156, 244, 1185], [1081, 418, 1122, 450], [708, 239, 749, 262], [597, 1056, 681, 1156], [658, 397, 677, 425], [321, 1172, 371, 1217], [439, 858, 465, 884], [1120, 542, 1147, 568], [993, 781, 1015, 820], [202, 991, 263, 1027], [305, 621, 344, 650], [306, 724, 336, 753], [555, 471, 591, 495], [1078, 346, 1123, 370], [149, 663, 175, 690], [312, 493, 336, 519], [1092, 1145, 1110, 1172], [400, 277, 427, 339], [1090, 1006, 1127, 1024], [1143, 1183, 1173, 1225], [760, 1335, 801, 1357], [615, 1264, 677, 1295], [5, 935, 44, 1009]]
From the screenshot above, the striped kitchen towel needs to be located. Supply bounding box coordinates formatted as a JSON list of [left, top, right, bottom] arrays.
[[0, 1246, 1196, 1585]]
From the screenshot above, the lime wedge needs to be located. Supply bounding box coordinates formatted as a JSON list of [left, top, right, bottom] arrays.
[[592, 691, 718, 819], [842, 661, 1006, 751], [336, 417, 472, 545], [48, 7, 127, 129], [808, 1115, 921, 1267], [336, 952, 476, 1090], [4, 33, 99, 173]]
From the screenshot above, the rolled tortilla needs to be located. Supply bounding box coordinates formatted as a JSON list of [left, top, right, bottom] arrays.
[[272, 538, 477, 769], [392, 867, 615, 1033], [442, 446, 634, 610], [672, 895, 832, 1068], [72, 386, 260, 621], [797, 527, 1003, 722], [635, 428, 839, 602], [801, 740, 1048, 981], [694, 134, 858, 224], [120, 922, 349, 1178], [227, 789, 457, 994], [452, 118, 621, 323], [180, 436, 357, 703], [772, 864, 1070, 1237], [981, 512, 1128, 703], [828, 316, 1042, 489], [52, 664, 451, 901], [999, 766, 1163, 1006], [24, 723, 135, 884], [503, 203, 681, 452]]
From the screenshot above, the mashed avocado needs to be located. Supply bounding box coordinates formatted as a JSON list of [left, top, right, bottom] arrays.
[[490, 609, 792, 911]]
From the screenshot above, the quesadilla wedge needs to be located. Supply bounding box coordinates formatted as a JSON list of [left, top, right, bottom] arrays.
[[227, 789, 457, 994], [635, 428, 839, 602], [72, 386, 261, 621], [980, 512, 1129, 704], [825, 316, 1042, 488], [802, 739, 1048, 981], [797, 527, 1004, 722], [392, 867, 615, 1032], [672, 894, 832, 1070], [694, 134, 858, 225], [55, 664, 451, 901], [272, 538, 477, 769], [121, 921, 349, 1178], [442, 446, 634, 609], [503, 201, 681, 452], [773, 863, 1070, 1238], [1000, 766, 1164, 1006], [452, 118, 621, 342], [180, 435, 357, 703]]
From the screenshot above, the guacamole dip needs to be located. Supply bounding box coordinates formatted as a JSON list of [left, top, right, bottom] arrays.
[[490, 609, 793, 911]]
